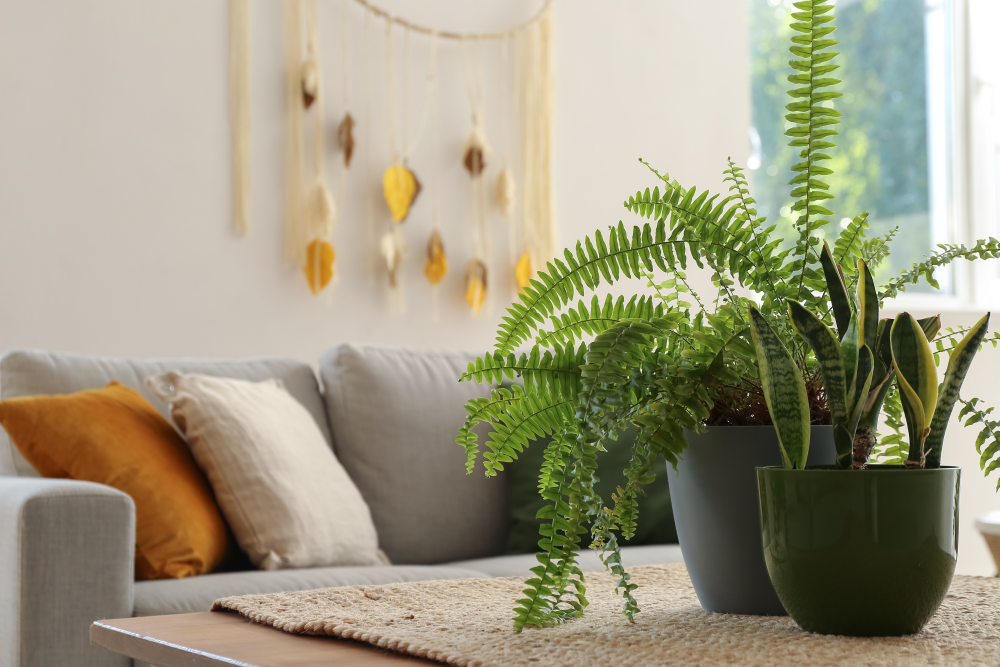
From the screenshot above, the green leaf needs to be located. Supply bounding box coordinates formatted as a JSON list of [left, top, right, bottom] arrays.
[[856, 258, 879, 351], [891, 312, 939, 462], [820, 240, 853, 338], [749, 306, 811, 469], [924, 313, 991, 468], [787, 300, 852, 468]]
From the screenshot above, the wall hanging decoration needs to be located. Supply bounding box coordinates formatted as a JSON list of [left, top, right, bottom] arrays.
[[515, 6, 556, 290], [229, 0, 251, 236], [283, 0, 337, 295], [336, 0, 354, 169], [422, 33, 448, 299], [461, 38, 492, 315], [231, 0, 556, 310]]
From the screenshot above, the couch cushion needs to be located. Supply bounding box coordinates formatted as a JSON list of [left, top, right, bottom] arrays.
[[319, 344, 500, 565], [133, 565, 490, 617], [0, 349, 331, 477], [445, 544, 685, 578]]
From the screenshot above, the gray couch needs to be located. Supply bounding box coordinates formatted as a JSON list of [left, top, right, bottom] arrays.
[[0, 345, 682, 667]]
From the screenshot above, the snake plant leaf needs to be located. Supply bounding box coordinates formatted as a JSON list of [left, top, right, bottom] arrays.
[[924, 313, 990, 468], [918, 315, 942, 341], [857, 259, 879, 351], [820, 240, 853, 339], [891, 312, 939, 461], [842, 315, 860, 410], [787, 300, 852, 467], [848, 345, 874, 434], [749, 306, 810, 470]]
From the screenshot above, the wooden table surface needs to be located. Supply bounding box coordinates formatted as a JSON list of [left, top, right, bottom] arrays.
[[91, 611, 435, 666]]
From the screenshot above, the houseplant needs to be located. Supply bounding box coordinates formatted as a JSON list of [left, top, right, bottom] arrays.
[[750, 240, 990, 634], [457, 0, 1000, 631]]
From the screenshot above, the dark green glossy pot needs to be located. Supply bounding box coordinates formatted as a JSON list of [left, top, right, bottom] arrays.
[[757, 465, 960, 636]]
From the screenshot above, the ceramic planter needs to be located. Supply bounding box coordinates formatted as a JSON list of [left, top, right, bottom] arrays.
[[665, 425, 835, 615], [757, 465, 960, 636]]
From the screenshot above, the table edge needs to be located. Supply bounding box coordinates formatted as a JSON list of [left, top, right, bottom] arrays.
[[91, 619, 256, 667]]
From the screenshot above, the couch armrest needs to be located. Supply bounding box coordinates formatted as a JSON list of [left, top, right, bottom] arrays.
[[0, 477, 135, 667]]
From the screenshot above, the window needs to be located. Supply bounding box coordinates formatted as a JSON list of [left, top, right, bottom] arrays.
[[748, 0, 958, 298], [969, 0, 1000, 292]]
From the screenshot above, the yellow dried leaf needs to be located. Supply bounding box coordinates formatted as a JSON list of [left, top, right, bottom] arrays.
[[303, 239, 335, 295], [465, 260, 487, 314], [382, 165, 421, 222], [515, 253, 532, 292], [424, 230, 448, 285]]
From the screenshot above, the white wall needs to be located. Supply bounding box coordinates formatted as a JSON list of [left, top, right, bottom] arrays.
[[0, 0, 746, 362], [2, 0, 997, 577]]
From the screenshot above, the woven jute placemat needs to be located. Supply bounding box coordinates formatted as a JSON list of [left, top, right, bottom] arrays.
[[212, 563, 1000, 666]]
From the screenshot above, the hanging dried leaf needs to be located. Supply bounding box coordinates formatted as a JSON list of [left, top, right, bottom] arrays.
[[465, 259, 487, 314], [303, 239, 335, 295], [305, 178, 337, 240], [424, 230, 448, 285], [495, 166, 516, 217], [383, 165, 422, 223], [337, 113, 356, 167], [301, 58, 319, 109], [380, 226, 408, 287], [515, 253, 532, 292], [463, 126, 492, 177]]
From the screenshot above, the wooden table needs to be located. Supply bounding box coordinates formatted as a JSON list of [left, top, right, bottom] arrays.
[[91, 611, 434, 666]]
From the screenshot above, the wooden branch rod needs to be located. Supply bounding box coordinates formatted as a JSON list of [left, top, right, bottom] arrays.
[[351, 0, 552, 40]]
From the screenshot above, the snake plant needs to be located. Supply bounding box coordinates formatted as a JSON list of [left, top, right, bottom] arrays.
[[457, 0, 1000, 630]]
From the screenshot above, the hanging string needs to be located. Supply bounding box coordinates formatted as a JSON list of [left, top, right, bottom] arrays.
[[352, 0, 552, 41], [518, 4, 557, 279], [402, 27, 410, 164], [302, 0, 337, 295], [461, 37, 491, 316], [364, 7, 376, 281], [283, 0, 305, 264], [384, 19, 398, 163], [424, 32, 444, 321], [498, 33, 520, 299], [341, 0, 351, 111], [229, 0, 251, 236]]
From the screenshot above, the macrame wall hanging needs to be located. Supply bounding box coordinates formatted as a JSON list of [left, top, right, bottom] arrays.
[[516, 7, 556, 291], [284, 0, 338, 296], [229, 0, 556, 313]]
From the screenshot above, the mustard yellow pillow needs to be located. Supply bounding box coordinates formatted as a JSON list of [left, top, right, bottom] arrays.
[[0, 382, 231, 580]]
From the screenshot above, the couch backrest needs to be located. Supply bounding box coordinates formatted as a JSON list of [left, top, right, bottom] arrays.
[[0, 349, 332, 477], [319, 344, 504, 565]]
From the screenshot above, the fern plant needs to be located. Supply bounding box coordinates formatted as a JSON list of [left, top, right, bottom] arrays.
[[457, 0, 1000, 631]]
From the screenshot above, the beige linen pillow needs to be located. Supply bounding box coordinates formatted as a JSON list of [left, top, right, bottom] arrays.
[[146, 372, 385, 570]]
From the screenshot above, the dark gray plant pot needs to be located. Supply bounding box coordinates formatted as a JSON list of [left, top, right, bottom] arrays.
[[665, 425, 835, 615]]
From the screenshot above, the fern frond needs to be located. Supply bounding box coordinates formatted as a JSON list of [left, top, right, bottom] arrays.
[[535, 294, 664, 348], [880, 239, 1000, 299], [872, 383, 908, 464], [832, 212, 869, 282], [493, 220, 700, 354], [513, 428, 587, 630], [481, 390, 576, 476], [958, 398, 1000, 490], [461, 342, 587, 400], [860, 226, 897, 271], [932, 328, 1000, 366], [786, 0, 842, 305]]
